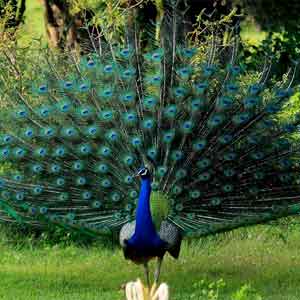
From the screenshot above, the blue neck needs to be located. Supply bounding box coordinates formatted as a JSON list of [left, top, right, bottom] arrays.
[[135, 177, 157, 237], [127, 176, 165, 251]]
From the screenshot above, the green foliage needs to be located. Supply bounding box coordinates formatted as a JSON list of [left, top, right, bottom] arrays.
[[0, 1, 18, 41], [0, 0, 25, 30], [240, 0, 300, 32], [231, 284, 262, 300], [242, 32, 300, 77], [238, 1, 300, 76], [187, 278, 226, 300], [174, 279, 262, 300], [63, 0, 156, 44], [70, 0, 126, 42]]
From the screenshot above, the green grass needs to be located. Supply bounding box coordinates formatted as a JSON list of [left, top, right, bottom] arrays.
[[0, 222, 300, 299], [17, 0, 45, 47]]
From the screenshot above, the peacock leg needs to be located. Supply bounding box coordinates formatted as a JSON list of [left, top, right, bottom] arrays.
[[154, 257, 163, 284], [143, 261, 151, 288]]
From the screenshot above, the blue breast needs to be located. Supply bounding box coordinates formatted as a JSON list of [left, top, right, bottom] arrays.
[[127, 177, 165, 254]]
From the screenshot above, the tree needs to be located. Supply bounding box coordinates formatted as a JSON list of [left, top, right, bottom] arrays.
[[239, 0, 300, 75], [41, 0, 96, 50]]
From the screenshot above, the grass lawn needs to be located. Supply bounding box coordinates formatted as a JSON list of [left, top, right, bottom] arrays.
[[17, 0, 45, 47], [0, 223, 299, 300]]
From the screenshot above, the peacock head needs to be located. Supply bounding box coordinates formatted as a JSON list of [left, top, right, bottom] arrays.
[[135, 167, 151, 179]]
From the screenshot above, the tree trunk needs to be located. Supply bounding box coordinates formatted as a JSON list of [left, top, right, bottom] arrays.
[[41, 0, 96, 51], [41, 0, 79, 49]]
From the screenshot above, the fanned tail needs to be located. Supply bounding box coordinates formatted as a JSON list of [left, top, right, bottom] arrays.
[[0, 3, 300, 237]]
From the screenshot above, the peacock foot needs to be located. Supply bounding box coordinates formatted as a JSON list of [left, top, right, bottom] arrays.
[[125, 279, 169, 300]]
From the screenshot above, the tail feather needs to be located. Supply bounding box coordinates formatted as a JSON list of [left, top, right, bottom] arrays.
[[0, 9, 300, 237]]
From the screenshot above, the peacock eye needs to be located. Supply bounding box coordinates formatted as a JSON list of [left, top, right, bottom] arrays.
[[152, 53, 160, 60], [123, 70, 132, 76], [39, 84, 47, 92], [121, 49, 129, 56], [104, 65, 113, 73], [79, 84, 88, 91], [87, 60, 95, 67], [64, 81, 73, 88]]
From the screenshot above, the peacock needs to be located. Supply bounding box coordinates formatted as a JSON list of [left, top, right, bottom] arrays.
[[0, 2, 300, 289], [120, 167, 181, 287]]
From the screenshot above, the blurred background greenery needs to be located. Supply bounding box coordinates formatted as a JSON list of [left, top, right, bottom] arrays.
[[0, 0, 299, 70]]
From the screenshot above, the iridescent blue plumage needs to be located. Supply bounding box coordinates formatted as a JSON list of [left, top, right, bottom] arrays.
[[120, 168, 182, 286], [126, 174, 165, 254]]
